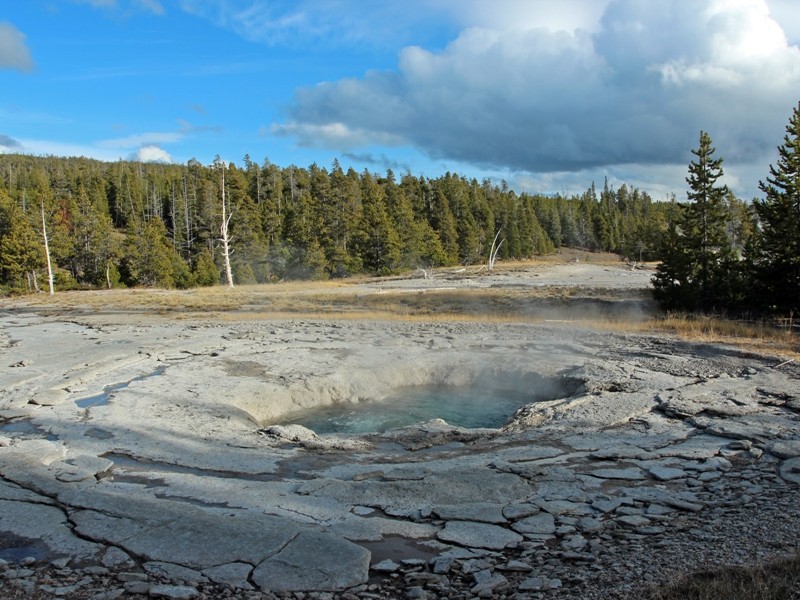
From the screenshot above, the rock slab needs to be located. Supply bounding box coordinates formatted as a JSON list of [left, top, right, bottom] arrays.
[[251, 531, 370, 592], [437, 521, 523, 550]]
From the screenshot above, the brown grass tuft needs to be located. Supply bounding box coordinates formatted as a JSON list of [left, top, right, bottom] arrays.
[[610, 314, 800, 362], [643, 553, 800, 600]]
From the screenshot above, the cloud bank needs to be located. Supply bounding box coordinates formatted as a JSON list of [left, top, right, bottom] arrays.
[[272, 0, 800, 184], [0, 22, 36, 72], [0, 133, 23, 150]]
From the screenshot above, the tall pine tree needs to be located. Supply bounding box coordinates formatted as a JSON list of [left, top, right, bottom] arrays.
[[753, 102, 800, 315], [653, 131, 736, 312]]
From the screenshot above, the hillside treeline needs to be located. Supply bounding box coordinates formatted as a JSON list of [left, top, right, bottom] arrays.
[[0, 153, 683, 291], [0, 152, 759, 295]]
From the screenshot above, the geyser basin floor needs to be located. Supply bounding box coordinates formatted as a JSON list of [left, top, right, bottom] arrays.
[[283, 386, 535, 433], [74, 365, 167, 409], [1, 264, 799, 599]]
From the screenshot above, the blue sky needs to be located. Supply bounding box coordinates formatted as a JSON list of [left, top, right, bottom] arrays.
[[1, 0, 799, 200]]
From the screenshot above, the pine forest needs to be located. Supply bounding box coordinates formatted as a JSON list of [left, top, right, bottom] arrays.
[[0, 154, 677, 290]]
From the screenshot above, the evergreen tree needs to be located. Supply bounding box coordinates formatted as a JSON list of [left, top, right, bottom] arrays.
[[192, 247, 220, 286], [576, 188, 598, 250], [304, 238, 330, 280], [468, 182, 495, 257], [653, 132, 737, 312], [225, 162, 268, 283], [428, 189, 459, 263], [259, 160, 284, 244], [70, 184, 116, 286], [595, 178, 621, 252], [753, 102, 800, 315], [534, 198, 561, 249], [558, 201, 580, 248], [323, 162, 362, 276], [683, 131, 735, 311], [0, 192, 44, 290], [651, 217, 696, 311], [121, 219, 181, 288], [384, 175, 425, 269], [354, 174, 401, 275]]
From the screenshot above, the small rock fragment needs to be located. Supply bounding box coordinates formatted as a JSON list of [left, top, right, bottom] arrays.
[[371, 559, 401, 573], [149, 584, 199, 599], [648, 465, 686, 481], [779, 457, 800, 484]]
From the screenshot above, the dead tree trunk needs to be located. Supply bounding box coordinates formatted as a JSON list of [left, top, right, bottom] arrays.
[[488, 229, 504, 271], [41, 201, 54, 295], [183, 175, 193, 251], [26, 271, 34, 292], [219, 163, 235, 288]]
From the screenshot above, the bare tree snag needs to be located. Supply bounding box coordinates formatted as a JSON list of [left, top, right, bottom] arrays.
[[219, 162, 235, 288], [41, 201, 54, 295], [182, 175, 193, 251], [488, 229, 504, 271]]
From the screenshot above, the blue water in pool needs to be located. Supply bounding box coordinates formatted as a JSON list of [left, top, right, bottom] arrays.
[[283, 386, 533, 434]]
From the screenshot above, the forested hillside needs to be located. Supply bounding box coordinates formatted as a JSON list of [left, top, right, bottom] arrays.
[[0, 153, 688, 292]]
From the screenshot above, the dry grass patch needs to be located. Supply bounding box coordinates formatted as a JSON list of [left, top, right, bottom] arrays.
[[5, 280, 649, 319], [643, 553, 800, 600], [614, 314, 800, 362]]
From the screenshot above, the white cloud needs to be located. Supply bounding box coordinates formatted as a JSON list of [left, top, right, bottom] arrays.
[[179, 0, 614, 48], [271, 120, 405, 148], [177, 119, 223, 135], [5, 138, 125, 161], [0, 22, 35, 72], [73, 0, 117, 7], [271, 0, 799, 199], [98, 131, 183, 149], [439, 0, 611, 33], [72, 0, 165, 14], [134, 0, 165, 15], [644, 0, 797, 88], [179, 0, 455, 47], [133, 145, 172, 163], [0, 133, 23, 150], [0, 136, 173, 164], [767, 0, 800, 43]]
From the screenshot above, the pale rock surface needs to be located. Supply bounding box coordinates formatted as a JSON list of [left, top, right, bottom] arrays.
[[588, 467, 646, 480], [779, 457, 800, 484], [0, 283, 799, 597], [70, 500, 302, 570], [648, 465, 687, 481], [432, 503, 507, 523], [148, 584, 199, 599], [201, 562, 254, 589], [251, 531, 370, 592], [511, 512, 556, 535], [437, 521, 523, 550], [768, 440, 800, 459]]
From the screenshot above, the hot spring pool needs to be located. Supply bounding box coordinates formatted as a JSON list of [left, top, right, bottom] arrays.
[[282, 386, 535, 434]]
